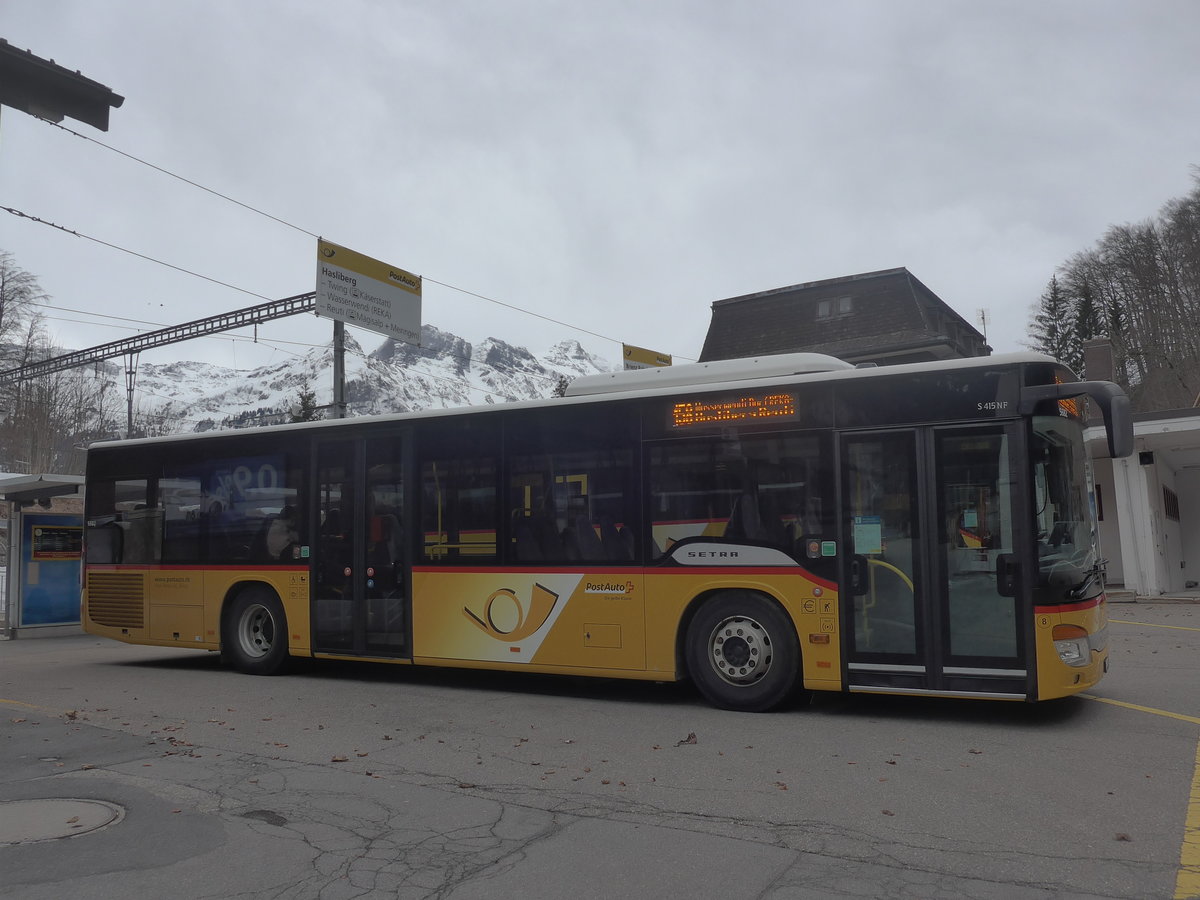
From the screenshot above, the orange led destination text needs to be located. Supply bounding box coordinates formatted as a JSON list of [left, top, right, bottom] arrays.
[[673, 393, 798, 427]]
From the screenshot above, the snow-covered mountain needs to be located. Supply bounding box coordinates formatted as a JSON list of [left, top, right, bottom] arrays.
[[134, 324, 616, 431]]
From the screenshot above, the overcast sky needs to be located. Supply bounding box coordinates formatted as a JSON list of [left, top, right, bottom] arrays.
[[2, 0, 1197, 382]]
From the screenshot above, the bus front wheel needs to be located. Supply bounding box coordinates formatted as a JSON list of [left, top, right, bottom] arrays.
[[223, 588, 289, 675], [686, 592, 802, 712]]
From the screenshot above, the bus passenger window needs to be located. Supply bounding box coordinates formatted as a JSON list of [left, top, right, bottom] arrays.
[[86, 479, 161, 565], [420, 458, 498, 564], [160, 455, 300, 565], [508, 449, 633, 565], [649, 435, 832, 570]]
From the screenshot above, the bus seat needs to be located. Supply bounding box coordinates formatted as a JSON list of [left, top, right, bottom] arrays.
[[725, 493, 765, 541], [617, 524, 636, 560], [561, 526, 581, 560], [574, 516, 606, 560], [532, 516, 563, 559], [514, 520, 544, 561], [370, 514, 402, 567], [598, 516, 631, 561], [250, 516, 275, 561]]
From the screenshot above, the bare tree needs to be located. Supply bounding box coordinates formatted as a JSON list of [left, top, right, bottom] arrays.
[[0, 250, 45, 356], [1033, 173, 1200, 410], [0, 253, 132, 473]]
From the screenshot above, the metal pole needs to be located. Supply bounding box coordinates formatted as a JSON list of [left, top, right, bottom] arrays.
[[124, 352, 138, 437], [332, 320, 346, 419]]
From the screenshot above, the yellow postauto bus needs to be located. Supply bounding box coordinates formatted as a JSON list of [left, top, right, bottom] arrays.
[[82, 351, 1133, 711]]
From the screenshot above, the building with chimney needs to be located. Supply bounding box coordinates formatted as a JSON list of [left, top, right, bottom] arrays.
[[699, 268, 989, 366]]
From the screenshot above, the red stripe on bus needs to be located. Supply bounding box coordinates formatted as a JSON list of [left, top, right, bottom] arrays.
[[412, 566, 643, 576], [1034, 595, 1105, 614], [85, 564, 309, 572], [410, 565, 837, 590]]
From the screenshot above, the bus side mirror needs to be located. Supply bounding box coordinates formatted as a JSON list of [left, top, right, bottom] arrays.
[[996, 553, 1017, 597]]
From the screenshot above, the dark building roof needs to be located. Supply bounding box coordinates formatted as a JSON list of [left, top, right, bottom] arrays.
[[698, 267, 990, 366], [0, 39, 124, 131]]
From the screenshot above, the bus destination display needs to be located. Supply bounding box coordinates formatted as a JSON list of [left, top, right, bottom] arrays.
[[672, 393, 798, 428]]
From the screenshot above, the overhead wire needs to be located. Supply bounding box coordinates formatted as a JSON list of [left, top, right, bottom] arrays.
[[1, 206, 274, 302], [32, 116, 695, 359], [9, 117, 688, 431], [40, 118, 318, 239]]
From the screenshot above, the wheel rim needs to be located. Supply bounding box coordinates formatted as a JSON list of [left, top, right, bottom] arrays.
[[236, 603, 276, 660], [707, 614, 773, 686]]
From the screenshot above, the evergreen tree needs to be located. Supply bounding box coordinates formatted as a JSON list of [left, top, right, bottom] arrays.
[[551, 375, 571, 398], [290, 381, 323, 422], [1029, 275, 1076, 366], [1073, 280, 1100, 345]]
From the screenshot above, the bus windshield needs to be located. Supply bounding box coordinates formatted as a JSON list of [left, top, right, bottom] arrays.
[[1032, 415, 1100, 599]]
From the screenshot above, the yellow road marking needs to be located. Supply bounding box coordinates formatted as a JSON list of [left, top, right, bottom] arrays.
[[1081, 694, 1200, 726], [1082, 693, 1200, 897], [0, 698, 43, 710], [1111, 619, 1200, 633], [1177, 739, 1200, 899], [1, 699, 72, 716]]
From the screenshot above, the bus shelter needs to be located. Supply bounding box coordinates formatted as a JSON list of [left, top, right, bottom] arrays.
[[0, 474, 85, 639]]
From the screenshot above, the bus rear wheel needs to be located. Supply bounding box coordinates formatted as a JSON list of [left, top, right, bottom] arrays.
[[223, 588, 289, 675], [686, 592, 802, 712]]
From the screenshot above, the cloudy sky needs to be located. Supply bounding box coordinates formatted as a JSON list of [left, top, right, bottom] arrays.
[[2, 0, 1197, 380]]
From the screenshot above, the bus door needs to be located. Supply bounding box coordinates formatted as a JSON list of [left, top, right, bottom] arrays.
[[840, 424, 1027, 698], [312, 434, 410, 657]]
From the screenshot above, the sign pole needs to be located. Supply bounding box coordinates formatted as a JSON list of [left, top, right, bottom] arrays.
[[315, 239, 422, 420], [332, 320, 346, 419]]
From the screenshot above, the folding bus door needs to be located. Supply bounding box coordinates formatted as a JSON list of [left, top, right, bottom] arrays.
[[312, 433, 410, 657], [839, 424, 1027, 698]]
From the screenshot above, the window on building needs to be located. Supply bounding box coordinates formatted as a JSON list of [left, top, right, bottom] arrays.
[[816, 297, 853, 320], [1164, 486, 1180, 522]]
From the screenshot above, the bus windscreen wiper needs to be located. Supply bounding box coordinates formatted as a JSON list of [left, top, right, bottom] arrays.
[[1067, 560, 1106, 600]]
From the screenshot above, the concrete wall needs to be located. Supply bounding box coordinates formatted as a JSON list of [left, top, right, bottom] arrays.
[[1093, 460, 1123, 584], [1160, 463, 1183, 592], [1177, 467, 1200, 589]]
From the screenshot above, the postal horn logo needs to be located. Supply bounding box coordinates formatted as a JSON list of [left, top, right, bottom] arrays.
[[463, 583, 559, 642]]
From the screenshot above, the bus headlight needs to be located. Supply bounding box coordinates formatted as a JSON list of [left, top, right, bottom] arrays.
[[1052, 624, 1091, 668]]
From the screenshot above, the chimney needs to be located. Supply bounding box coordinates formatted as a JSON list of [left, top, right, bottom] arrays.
[[1082, 337, 1114, 383], [1081, 337, 1115, 425]]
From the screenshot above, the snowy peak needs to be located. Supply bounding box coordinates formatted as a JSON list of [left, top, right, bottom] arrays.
[[544, 339, 611, 376], [132, 323, 617, 431]]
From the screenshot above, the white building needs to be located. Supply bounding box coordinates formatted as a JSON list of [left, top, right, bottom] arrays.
[[1091, 407, 1200, 597], [1082, 337, 1200, 598]]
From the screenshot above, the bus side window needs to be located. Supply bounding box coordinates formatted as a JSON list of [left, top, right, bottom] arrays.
[[420, 458, 498, 564], [123, 501, 164, 564], [86, 478, 162, 565], [86, 521, 123, 564]]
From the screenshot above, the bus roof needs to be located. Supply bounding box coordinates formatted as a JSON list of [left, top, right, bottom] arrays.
[[565, 352, 854, 396]]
